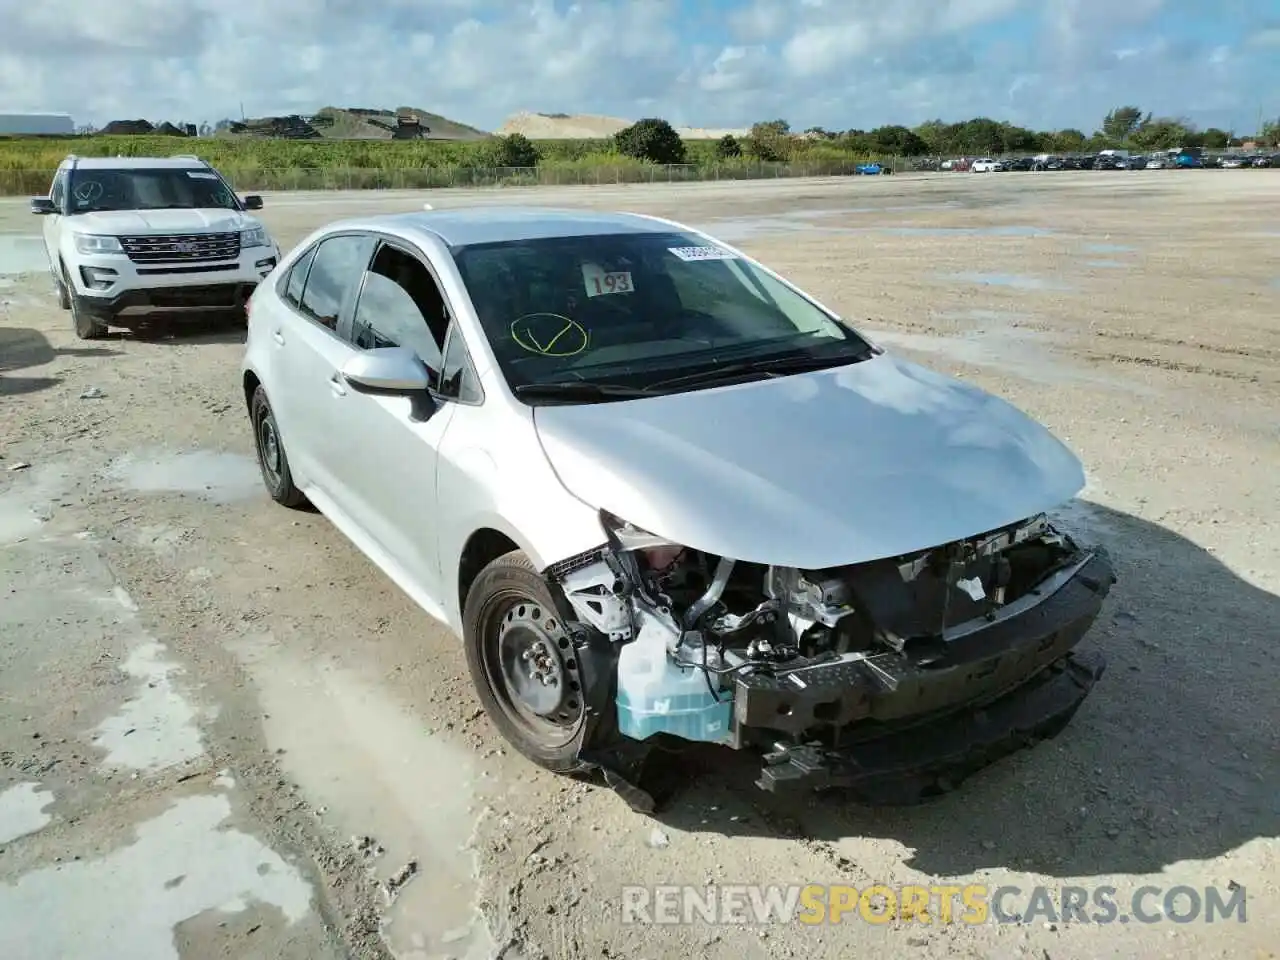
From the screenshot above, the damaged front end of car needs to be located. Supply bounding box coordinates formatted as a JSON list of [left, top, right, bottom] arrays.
[[546, 509, 1116, 810]]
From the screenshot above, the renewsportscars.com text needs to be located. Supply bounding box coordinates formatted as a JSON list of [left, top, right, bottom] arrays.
[[621, 883, 1247, 926]]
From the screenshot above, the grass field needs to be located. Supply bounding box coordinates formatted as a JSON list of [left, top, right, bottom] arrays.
[[0, 135, 888, 195]]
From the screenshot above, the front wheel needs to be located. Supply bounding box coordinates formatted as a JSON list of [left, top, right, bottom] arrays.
[[463, 550, 592, 775], [70, 297, 107, 340], [54, 266, 70, 310]]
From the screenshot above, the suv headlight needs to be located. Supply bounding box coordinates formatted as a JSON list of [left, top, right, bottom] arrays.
[[73, 234, 123, 255], [241, 226, 269, 248]]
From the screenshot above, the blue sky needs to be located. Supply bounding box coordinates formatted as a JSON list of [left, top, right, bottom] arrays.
[[0, 0, 1277, 134]]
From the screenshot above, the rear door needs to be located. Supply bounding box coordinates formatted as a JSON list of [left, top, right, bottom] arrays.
[[272, 232, 375, 498]]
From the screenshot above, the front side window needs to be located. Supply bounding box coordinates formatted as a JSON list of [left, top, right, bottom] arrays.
[[50, 170, 67, 208], [349, 243, 449, 369], [451, 231, 870, 399], [66, 167, 240, 213], [298, 234, 375, 331]]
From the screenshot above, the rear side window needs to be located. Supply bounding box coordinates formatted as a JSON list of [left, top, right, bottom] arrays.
[[283, 245, 318, 307], [298, 235, 375, 331]]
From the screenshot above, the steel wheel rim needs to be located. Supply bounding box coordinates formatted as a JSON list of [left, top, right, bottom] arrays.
[[486, 596, 584, 746], [257, 413, 282, 484]]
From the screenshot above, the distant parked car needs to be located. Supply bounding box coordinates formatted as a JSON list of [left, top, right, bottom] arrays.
[[1145, 156, 1170, 169], [855, 162, 889, 175], [1174, 153, 1202, 169], [1252, 155, 1273, 168], [1007, 157, 1035, 171], [1221, 156, 1246, 169], [971, 158, 1002, 173]]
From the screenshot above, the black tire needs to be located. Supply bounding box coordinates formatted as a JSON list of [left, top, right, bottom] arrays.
[[70, 296, 107, 340], [250, 385, 307, 508], [54, 264, 70, 310], [463, 550, 591, 775]]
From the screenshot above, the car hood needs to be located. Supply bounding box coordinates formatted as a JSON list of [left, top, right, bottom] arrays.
[[69, 209, 257, 235], [533, 353, 1085, 569]]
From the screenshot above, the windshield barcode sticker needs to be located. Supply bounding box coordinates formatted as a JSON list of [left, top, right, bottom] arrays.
[[668, 245, 737, 262]]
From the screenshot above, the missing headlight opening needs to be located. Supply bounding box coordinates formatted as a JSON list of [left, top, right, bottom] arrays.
[[549, 510, 1116, 810]]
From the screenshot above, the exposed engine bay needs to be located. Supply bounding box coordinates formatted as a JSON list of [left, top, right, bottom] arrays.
[[547, 510, 1116, 803]]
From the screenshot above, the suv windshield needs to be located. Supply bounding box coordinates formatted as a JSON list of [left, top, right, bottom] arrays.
[[452, 231, 872, 399], [66, 167, 240, 213]]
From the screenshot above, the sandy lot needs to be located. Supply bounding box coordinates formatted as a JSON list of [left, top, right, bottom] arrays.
[[1, 172, 1278, 960]]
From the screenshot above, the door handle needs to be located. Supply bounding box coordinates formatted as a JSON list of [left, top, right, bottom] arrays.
[[271, 329, 285, 345], [329, 374, 347, 397]]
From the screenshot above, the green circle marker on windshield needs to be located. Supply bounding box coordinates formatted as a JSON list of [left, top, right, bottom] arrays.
[[510, 313, 589, 357]]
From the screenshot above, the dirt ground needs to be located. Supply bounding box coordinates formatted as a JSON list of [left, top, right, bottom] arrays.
[[1, 172, 1278, 960]]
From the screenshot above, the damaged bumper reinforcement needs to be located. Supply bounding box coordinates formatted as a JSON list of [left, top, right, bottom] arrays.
[[755, 649, 1106, 801]]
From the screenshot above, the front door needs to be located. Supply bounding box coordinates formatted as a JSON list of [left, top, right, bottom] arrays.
[[322, 239, 459, 609], [41, 169, 66, 276]]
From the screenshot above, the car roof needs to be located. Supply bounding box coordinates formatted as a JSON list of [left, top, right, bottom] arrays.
[[323, 207, 680, 247], [63, 156, 207, 170]]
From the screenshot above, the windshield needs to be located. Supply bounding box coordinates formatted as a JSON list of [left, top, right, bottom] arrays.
[[452, 231, 871, 399], [67, 167, 240, 213]]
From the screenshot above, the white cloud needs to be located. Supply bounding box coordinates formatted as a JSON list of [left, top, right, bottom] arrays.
[[0, 0, 1270, 133]]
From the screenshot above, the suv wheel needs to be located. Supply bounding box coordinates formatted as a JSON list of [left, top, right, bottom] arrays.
[[54, 265, 70, 310], [70, 296, 107, 340]]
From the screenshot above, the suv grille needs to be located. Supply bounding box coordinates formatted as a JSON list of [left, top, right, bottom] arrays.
[[120, 232, 241, 264]]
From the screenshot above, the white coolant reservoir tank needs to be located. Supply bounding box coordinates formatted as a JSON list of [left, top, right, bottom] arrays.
[[615, 611, 732, 743]]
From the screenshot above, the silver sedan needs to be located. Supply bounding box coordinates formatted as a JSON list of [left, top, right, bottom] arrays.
[[241, 207, 1115, 810]]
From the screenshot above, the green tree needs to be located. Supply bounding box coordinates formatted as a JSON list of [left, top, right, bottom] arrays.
[[912, 119, 951, 154], [1131, 118, 1193, 150], [1102, 106, 1147, 142], [613, 118, 687, 164], [950, 118, 1006, 154], [744, 119, 792, 161], [868, 125, 928, 156], [1050, 128, 1087, 153], [1200, 128, 1229, 149], [1260, 119, 1280, 147], [714, 134, 742, 159], [997, 122, 1038, 154], [479, 133, 540, 168]]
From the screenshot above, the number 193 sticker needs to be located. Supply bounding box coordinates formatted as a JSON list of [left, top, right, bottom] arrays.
[[582, 263, 634, 297]]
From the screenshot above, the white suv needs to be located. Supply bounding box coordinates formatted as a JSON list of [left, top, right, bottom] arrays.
[[30, 154, 281, 339]]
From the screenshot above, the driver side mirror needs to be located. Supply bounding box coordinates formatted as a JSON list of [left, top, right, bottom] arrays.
[[242, 195, 263, 210], [340, 347, 434, 394], [30, 197, 56, 215]]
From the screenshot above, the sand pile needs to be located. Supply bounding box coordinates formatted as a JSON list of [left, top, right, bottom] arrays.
[[498, 111, 747, 140]]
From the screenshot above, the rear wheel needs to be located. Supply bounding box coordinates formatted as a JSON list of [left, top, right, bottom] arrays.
[[250, 385, 306, 508], [463, 550, 591, 774]]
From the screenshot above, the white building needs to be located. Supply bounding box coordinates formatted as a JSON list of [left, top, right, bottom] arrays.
[[0, 113, 75, 135]]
